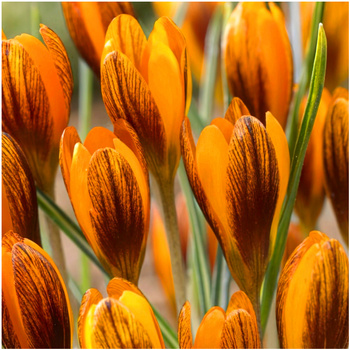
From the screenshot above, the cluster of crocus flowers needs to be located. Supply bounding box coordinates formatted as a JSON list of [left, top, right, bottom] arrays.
[[2, 24, 73, 194], [101, 14, 191, 184], [224, 2, 293, 129], [2, 133, 41, 246], [295, 88, 331, 233], [78, 277, 164, 348], [178, 291, 260, 348], [276, 231, 349, 348], [2, 230, 72, 348], [59, 121, 149, 284], [323, 87, 349, 246], [62, 2, 135, 77], [181, 97, 290, 320]]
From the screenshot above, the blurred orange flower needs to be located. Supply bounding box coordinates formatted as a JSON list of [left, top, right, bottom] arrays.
[[59, 122, 149, 284]]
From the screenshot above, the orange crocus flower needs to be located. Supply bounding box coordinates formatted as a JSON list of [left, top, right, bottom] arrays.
[[178, 291, 260, 348], [2, 230, 73, 348], [153, 2, 218, 81], [276, 231, 349, 348], [101, 14, 191, 184], [224, 2, 293, 129], [78, 277, 165, 349], [301, 2, 349, 92], [2, 133, 41, 246], [59, 121, 149, 284], [2, 25, 73, 194], [181, 97, 290, 319], [295, 88, 332, 233], [62, 2, 134, 77], [323, 87, 349, 246]]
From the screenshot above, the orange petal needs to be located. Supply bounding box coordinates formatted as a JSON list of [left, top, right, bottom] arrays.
[[151, 205, 176, 314], [193, 307, 225, 349], [83, 126, 116, 154], [224, 3, 293, 128], [78, 288, 103, 349], [281, 223, 304, 269], [226, 116, 279, 301], [39, 24, 73, 116], [277, 232, 349, 348], [178, 301, 193, 349], [11, 240, 72, 348], [210, 117, 234, 144], [87, 148, 147, 283], [323, 96, 349, 245], [226, 291, 256, 321], [107, 276, 143, 299], [224, 97, 250, 126], [102, 14, 146, 72], [92, 298, 153, 349], [101, 50, 167, 176], [220, 309, 261, 349], [265, 112, 290, 249], [59, 126, 81, 196], [2, 134, 41, 245]]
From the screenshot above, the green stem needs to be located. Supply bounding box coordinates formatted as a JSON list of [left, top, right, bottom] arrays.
[[30, 3, 40, 38], [261, 24, 327, 335], [37, 187, 179, 348], [157, 177, 187, 313], [179, 161, 211, 315], [173, 2, 189, 27], [211, 246, 224, 306], [286, 2, 325, 155], [78, 58, 94, 292]]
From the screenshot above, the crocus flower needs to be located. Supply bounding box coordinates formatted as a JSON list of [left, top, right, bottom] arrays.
[[153, 2, 218, 81], [301, 2, 349, 91], [178, 291, 260, 348], [101, 14, 191, 184], [223, 2, 293, 129], [276, 231, 349, 348], [2, 133, 41, 246], [295, 88, 331, 233], [2, 230, 73, 348], [181, 97, 290, 319], [59, 121, 149, 284], [323, 87, 349, 246], [2, 25, 73, 194], [62, 2, 134, 77], [78, 277, 164, 348]]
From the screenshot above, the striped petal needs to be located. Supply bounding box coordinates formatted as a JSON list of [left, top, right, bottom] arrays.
[[277, 231, 349, 348], [2, 133, 41, 245], [323, 94, 349, 245], [226, 116, 279, 304], [87, 148, 147, 284], [224, 97, 250, 126], [178, 301, 193, 349]]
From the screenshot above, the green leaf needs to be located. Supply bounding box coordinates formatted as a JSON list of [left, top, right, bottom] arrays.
[[260, 23, 327, 335]]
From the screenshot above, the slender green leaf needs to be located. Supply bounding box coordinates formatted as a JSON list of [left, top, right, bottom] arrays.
[[173, 2, 189, 27], [261, 24, 327, 335]]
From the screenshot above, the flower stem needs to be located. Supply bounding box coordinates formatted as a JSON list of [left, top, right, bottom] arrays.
[[158, 177, 186, 313]]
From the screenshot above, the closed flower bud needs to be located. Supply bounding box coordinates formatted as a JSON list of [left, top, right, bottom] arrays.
[[2, 230, 73, 348], [276, 231, 349, 348], [59, 122, 149, 284], [2, 25, 73, 193], [224, 2, 293, 129]]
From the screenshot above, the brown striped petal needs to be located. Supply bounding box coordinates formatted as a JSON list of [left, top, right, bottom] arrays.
[[87, 148, 147, 284], [224, 97, 250, 126], [226, 116, 279, 305], [3, 231, 72, 348], [91, 298, 153, 349], [220, 309, 261, 349], [276, 231, 349, 348], [2, 133, 41, 245], [226, 291, 256, 320], [101, 50, 167, 178], [39, 24, 73, 115], [62, 2, 134, 77], [106, 277, 143, 299], [323, 94, 349, 245], [78, 288, 103, 349], [295, 89, 331, 232], [224, 3, 293, 128], [178, 301, 193, 349]]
